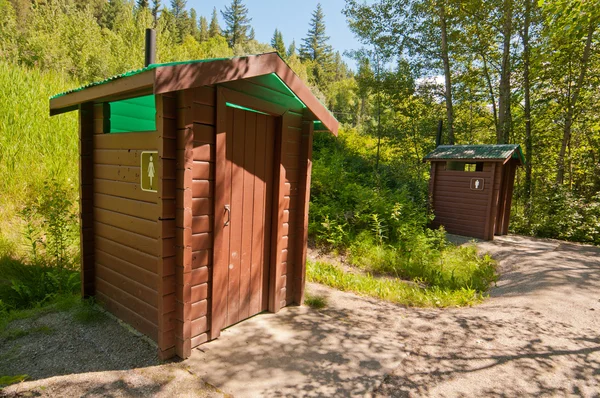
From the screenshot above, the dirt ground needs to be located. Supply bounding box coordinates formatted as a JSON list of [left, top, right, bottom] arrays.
[[2, 235, 599, 397]]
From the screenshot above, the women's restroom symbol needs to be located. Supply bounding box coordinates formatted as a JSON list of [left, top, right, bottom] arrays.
[[470, 178, 484, 190], [148, 154, 155, 189], [141, 151, 158, 193]]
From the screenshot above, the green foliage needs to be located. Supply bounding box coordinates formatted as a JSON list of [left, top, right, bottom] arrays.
[[209, 7, 221, 38], [73, 297, 107, 324], [221, 0, 252, 48], [309, 127, 497, 304], [303, 292, 327, 309], [2, 325, 55, 342], [307, 261, 487, 308], [0, 255, 80, 310], [300, 3, 335, 90], [512, 185, 600, 245], [19, 180, 78, 267], [271, 29, 286, 58], [198, 15, 209, 42], [0, 374, 28, 387], [310, 128, 429, 250]]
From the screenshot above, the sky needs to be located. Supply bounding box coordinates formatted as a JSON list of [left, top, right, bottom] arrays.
[[186, 0, 363, 68]]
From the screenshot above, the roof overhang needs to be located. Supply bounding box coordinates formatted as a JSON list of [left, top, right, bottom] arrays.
[[50, 53, 338, 135], [424, 144, 525, 165]]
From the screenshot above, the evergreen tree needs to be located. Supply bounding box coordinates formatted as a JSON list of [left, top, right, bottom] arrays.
[[137, 0, 149, 9], [189, 8, 199, 41], [101, 0, 128, 30], [300, 3, 333, 62], [171, 0, 189, 42], [271, 29, 286, 57], [151, 0, 160, 25], [300, 3, 334, 88], [249, 27, 255, 41], [287, 40, 297, 58], [221, 0, 252, 48], [199, 15, 209, 42], [170, 0, 186, 16], [209, 7, 221, 37]]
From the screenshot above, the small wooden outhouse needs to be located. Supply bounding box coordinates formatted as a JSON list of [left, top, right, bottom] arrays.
[[424, 145, 524, 240], [49, 53, 339, 359]]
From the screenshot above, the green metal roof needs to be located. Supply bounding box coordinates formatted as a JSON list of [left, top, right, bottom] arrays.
[[50, 56, 237, 100], [424, 144, 525, 164]]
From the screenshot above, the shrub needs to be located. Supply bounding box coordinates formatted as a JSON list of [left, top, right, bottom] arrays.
[[19, 179, 78, 267], [309, 128, 497, 300], [0, 255, 80, 310], [512, 184, 600, 245]]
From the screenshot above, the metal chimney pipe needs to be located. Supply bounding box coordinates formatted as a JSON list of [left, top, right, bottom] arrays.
[[145, 28, 156, 67], [436, 120, 443, 147]]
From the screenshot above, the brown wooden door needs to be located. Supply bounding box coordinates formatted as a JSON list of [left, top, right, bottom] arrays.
[[221, 107, 276, 328]]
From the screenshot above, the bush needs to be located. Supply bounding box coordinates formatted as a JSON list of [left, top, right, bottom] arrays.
[[309, 128, 497, 299], [512, 184, 600, 245], [0, 255, 80, 310]]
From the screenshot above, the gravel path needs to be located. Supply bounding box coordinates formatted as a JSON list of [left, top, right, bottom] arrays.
[[2, 235, 599, 397]]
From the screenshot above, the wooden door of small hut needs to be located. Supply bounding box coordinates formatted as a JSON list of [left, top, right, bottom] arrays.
[[218, 107, 276, 327]]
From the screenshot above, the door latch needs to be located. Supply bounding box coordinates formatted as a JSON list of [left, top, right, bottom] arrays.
[[224, 205, 231, 226]]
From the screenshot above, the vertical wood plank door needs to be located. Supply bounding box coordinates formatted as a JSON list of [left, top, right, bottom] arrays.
[[220, 107, 276, 328]]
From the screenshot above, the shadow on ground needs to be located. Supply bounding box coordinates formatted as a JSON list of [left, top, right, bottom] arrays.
[[190, 236, 600, 397], [3, 235, 599, 397]]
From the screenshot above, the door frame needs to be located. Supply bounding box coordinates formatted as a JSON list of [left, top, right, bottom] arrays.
[[211, 86, 288, 339]]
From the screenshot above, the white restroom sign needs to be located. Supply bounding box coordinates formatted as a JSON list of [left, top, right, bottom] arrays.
[[470, 178, 484, 191], [141, 151, 158, 192]]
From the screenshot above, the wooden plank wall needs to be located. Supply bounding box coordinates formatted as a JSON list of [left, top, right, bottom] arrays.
[[79, 103, 95, 297], [157, 93, 177, 359], [430, 162, 494, 240], [273, 112, 304, 310], [176, 86, 216, 358], [292, 120, 314, 305], [91, 105, 161, 343]]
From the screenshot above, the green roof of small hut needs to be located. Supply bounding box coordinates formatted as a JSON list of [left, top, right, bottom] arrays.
[[424, 144, 525, 164]]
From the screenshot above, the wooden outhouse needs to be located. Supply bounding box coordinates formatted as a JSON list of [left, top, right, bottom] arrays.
[[49, 53, 339, 359], [424, 145, 524, 240]]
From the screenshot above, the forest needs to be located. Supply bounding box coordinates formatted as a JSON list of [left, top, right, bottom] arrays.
[[0, 0, 598, 315]]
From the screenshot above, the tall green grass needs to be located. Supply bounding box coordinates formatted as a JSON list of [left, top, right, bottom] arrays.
[[0, 62, 79, 251], [307, 260, 490, 308]]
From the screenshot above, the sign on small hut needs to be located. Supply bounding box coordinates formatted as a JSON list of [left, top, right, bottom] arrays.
[[49, 52, 339, 360], [424, 145, 524, 240]]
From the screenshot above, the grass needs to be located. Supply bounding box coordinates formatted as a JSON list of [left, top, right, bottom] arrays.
[[0, 374, 29, 388], [304, 292, 328, 309], [73, 298, 106, 324], [1, 325, 55, 341], [0, 61, 78, 253], [307, 260, 491, 308]]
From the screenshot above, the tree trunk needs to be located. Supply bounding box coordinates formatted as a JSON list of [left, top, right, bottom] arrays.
[[556, 21, 595, 184], [481, 53, 498, 133], [497, 0, 513, 144], [522, 0, 533, 221], [438, 2, 455, 144]]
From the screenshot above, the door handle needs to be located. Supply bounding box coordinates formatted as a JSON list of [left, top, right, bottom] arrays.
[[224, 205, 231, 226]]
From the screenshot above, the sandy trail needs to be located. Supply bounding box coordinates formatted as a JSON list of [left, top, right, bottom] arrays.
[[3, 235, 599, 397]]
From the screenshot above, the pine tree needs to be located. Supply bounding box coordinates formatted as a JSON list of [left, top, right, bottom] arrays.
[[287, 40, 297, 58], [209, 7, 221, 37], [171, 0, 189, 42], [300, 3, 333, 63], [271, 29, 286, 57], [199, 15, 209, 42], [151, 0, 161, 25], [221, 0, 252, 48], [137, 0, 149, 9], [249, 27, 255, 41], [170, 0, 186, 16], [300, 3, 334, 88], [189, 8, 199, 41]]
